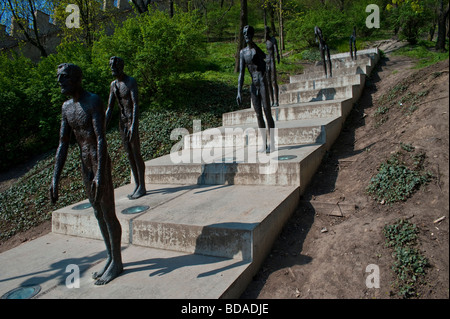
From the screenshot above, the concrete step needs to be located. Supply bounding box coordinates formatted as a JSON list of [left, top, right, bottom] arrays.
[[290, 65, 369, 82], [290, 48, 380, 83], [4, 182, 299, 299], [329, 47, 379, 60], [280, 74, 365, 95], [279, 83, 361, 105], [222, 98, 352, 126], [0, 233, 253, 299], [52, 183, 300, 260], [183, 117, 340, 150], [302, 56, 373, 74], [145, 142, 329, 188]]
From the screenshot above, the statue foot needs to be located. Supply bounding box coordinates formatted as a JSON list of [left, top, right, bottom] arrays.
[[92, 258, 111, 279], [129, 187, 146, 200], [94, 261, 123, 285]]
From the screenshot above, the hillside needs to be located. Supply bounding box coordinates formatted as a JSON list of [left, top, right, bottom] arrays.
[[242, 54, 449, 299], [0, 50, 448, 299]]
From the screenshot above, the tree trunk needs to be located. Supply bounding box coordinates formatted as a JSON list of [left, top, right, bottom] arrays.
[[169, 0, 174, 17], [234, 0, 248, 73], [279, 0, 284, 52], [435, 0, 449, 51]]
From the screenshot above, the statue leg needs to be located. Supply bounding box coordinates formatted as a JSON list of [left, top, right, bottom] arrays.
[[271, 61, 279, 107], [350, 38, 354, 60], [92, 159, 123, 285], [320, 46, 327, 78], [121, 126, 140, 198], [251, 84, 267, 153], [261, 77, 276, 152], [266, 66, 274, 107], [127, 132, 146, 200], [325, 45, 332, 78]]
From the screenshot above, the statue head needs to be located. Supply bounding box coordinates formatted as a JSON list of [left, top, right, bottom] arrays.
[[243, 25, 254, 43], [110, 56, 125, 78], [57, 63, 83, 96]]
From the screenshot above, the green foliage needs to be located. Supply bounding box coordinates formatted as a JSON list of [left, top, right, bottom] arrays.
[[92, 8, 206, 106], [0, 52, 57, 170], [383, 219, 428, 298], [286, 6, 347, 48], [367, 148, 431, 204], [0, 8, 207, 171], [386, 1, 430, 44], [285, 0, 385, 51]]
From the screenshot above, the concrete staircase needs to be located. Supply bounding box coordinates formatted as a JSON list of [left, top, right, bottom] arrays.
[[39, 48, 379, 298]]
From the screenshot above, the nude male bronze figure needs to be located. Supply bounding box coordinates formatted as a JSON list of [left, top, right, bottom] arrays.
[[237, 25, 276, 153], [106, 56, 146, 199], [50, 63, 123, 285], [265, 26, 280, 107], [314, 26, 332, 78]]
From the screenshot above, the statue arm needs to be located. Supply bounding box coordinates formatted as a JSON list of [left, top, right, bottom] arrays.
[[236, 50, 245, 106], [105, 82, 116, 128], [50, 110, 71, 203], [129, 79, 139, 142], [91, 98, 108, 204]]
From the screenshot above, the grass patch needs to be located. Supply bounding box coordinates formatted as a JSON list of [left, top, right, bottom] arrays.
[[392, 40, 449, 69]]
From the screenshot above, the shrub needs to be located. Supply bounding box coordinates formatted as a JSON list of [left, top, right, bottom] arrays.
[[92, 8, 206, 107]]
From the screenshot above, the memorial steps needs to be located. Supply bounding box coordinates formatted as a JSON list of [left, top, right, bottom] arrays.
[[0, 48, 379, 299]]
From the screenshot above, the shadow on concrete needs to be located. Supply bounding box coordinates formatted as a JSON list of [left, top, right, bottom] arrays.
[[124, 222, 257, 279], [309, 88, 336, 102], [0, 250, 107, 289]]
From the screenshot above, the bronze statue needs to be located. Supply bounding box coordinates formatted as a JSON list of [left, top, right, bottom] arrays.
[[265, 26, 280, 107], [50, 63, 123, 285], [237, 25, 276, 152], [106, 56, 146, 200], [350, 27, 357, 60], [314, 26, 332, 78]]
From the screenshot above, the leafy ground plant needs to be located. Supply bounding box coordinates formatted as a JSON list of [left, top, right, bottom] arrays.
[[383, 219, 428, 298], [367, 145, 432, 204]]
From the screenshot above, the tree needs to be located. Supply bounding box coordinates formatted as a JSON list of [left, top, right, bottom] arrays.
[[130, 0, 151, 13], [4, 0, 56, 57], [435, 0, 449, 51], [234, 0, 248, 72], [53, 0, 118, 46], [387, 0, 428, 44]]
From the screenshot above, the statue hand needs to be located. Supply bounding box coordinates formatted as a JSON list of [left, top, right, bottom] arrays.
[[127, 127, 135, 142]]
